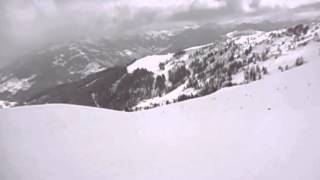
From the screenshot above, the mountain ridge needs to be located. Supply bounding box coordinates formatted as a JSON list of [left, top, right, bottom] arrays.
[[1, 20, 319, 109], [22, 20, 320, 111]]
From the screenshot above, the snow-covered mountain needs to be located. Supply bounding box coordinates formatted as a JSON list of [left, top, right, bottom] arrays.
[[0, 25, 233, 105], [129, 22, 320, 110], [24, 21, 320, 111], [1, 52, 320, 179], [0, 100, 16, 109]]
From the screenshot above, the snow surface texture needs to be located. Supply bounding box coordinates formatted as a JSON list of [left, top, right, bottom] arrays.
[[1, 56, 320, 180]]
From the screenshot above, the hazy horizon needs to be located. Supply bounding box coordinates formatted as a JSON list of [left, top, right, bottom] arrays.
[[1, 0, 320, 67]]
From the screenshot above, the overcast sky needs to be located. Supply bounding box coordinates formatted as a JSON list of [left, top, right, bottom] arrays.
[[1, 0, 320, 66]]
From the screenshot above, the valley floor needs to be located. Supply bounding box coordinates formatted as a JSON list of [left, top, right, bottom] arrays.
[[1, 55, 320, 180]]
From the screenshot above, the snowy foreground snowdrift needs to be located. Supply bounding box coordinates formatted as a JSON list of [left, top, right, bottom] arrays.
[[1, 58, 320, 180]]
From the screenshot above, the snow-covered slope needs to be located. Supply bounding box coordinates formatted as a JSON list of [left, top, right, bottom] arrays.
[[1, 54, 320, 180], [127, 53, 174, 74]]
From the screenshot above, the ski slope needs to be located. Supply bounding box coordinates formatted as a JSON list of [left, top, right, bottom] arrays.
[[127, 54, 174, 74], [1, 57, 320, 180]]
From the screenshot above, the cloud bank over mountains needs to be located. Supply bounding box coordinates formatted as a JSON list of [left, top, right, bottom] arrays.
[[0, 0, 320, 66]]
